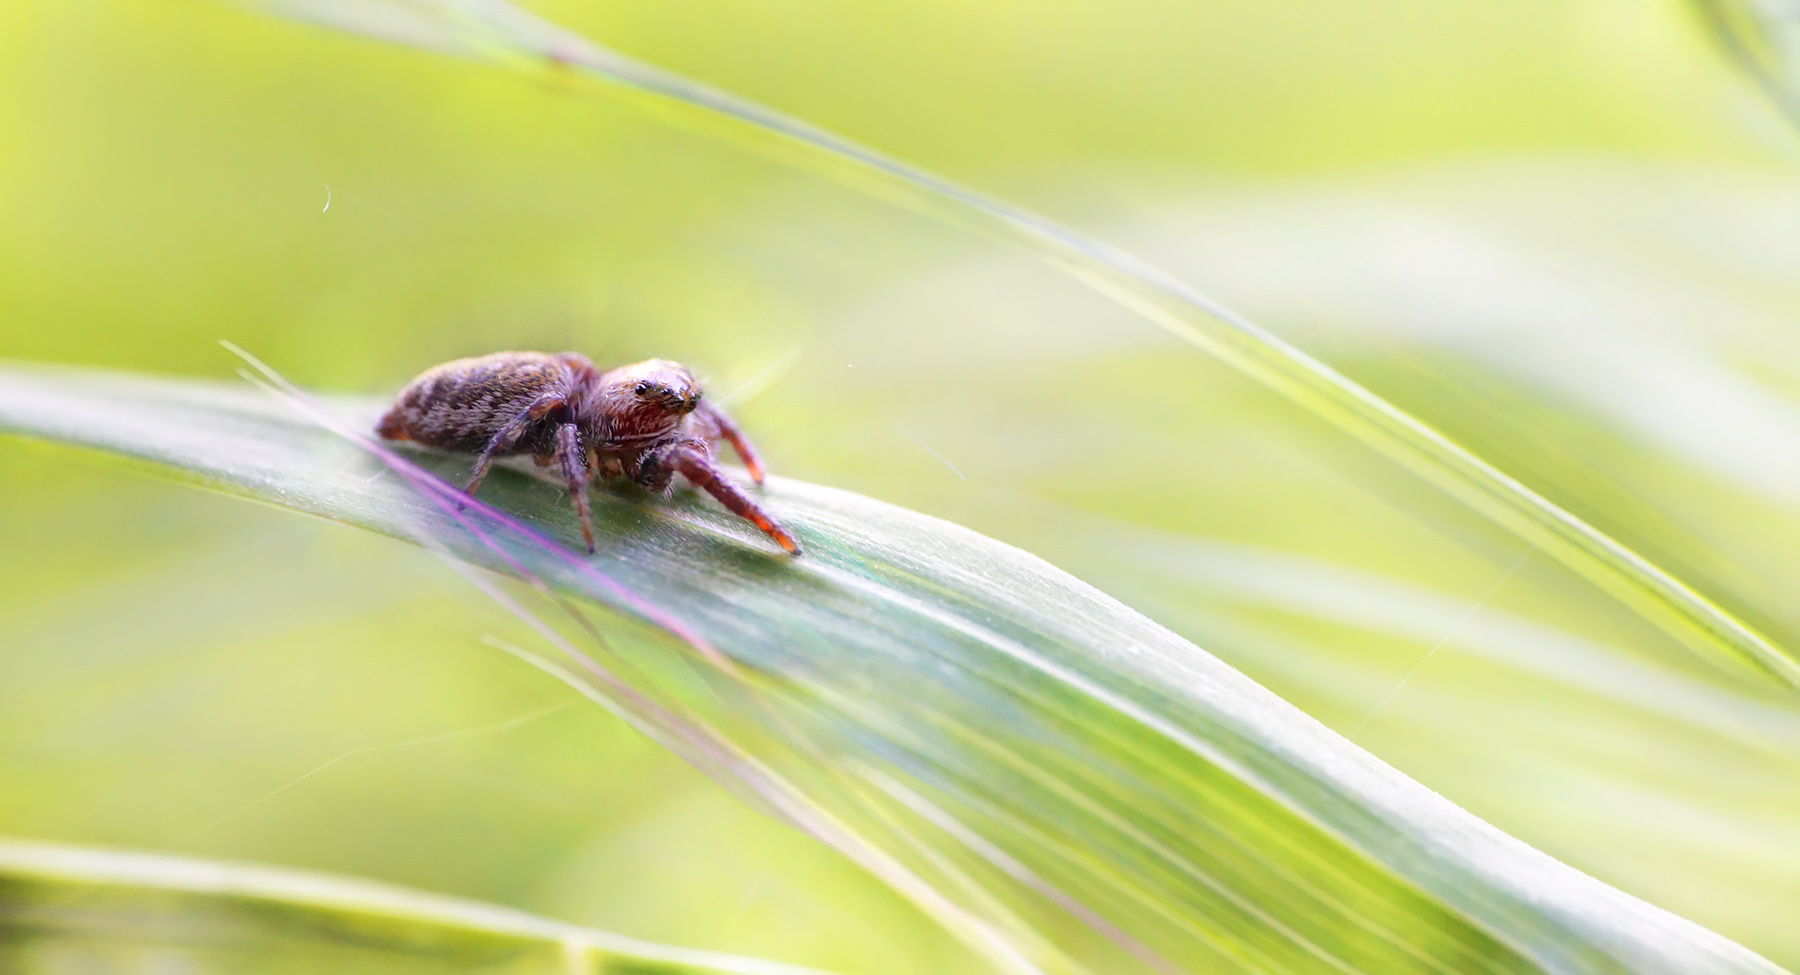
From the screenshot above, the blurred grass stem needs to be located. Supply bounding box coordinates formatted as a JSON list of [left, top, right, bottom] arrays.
[[238, 0, 1800, 693]]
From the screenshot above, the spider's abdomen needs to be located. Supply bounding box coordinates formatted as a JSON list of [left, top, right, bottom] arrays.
[[376, 351, 577, 454]]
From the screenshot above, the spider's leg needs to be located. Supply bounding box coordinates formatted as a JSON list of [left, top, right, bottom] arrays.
[[696, 402, 766, 484], [669, 442, 798, 554], [467, 392, 564, 495], [557, 422, 596, 553]]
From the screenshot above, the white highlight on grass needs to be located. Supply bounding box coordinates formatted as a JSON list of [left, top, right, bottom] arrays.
[[1350, 545, 1535, 739], [168, 698, 580, 848], [714, 344, 803, 407], [1131, 188, 1800, 509], [322, 185, 332, 212], [895, 422, 965, 481]]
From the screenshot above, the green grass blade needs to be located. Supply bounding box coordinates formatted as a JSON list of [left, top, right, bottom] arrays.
[[0, 362, 1786, 975], [219, 0, 1800, 694], [0, 837, 841, 974], [1690, 0, 1800, 129]]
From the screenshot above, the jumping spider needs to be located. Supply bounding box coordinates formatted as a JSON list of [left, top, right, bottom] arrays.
[[376, 352, 799, 555]]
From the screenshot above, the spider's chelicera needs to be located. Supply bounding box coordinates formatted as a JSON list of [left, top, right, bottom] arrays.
[[376, 352, 798, 555]]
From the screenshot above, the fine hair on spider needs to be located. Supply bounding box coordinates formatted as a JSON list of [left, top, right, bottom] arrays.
[[375, 351, 799, 555]]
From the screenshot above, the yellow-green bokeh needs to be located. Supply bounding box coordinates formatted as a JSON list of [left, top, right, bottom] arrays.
[[3, 0, 1799, 971]]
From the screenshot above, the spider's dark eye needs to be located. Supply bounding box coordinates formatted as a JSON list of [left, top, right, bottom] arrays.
[[634, 382, 651, 396]]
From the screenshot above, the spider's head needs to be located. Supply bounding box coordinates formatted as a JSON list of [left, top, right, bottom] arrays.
[[608, 359, 703, 419]]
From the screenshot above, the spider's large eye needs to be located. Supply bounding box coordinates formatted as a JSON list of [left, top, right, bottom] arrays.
[[634, 382, 651, 396]]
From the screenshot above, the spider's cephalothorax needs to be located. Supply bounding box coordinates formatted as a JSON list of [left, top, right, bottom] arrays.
[[376, 351, 797, 554]]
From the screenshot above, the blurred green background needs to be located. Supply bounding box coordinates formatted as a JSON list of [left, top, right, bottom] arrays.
[[3, 0, 1799, 972]]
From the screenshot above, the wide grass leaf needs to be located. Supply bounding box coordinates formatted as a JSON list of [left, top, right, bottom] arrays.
[[0, 361, 1785, 975]]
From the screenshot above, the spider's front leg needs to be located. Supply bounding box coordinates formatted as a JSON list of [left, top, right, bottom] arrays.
[[638, 440, 799, 554]]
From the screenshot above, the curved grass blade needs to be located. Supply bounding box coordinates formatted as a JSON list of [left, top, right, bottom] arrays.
[[0, 361, 1788, 975], [216, 347, 1094, 975], [218, 0, 1800, 694], [0, 838, 841, 974]]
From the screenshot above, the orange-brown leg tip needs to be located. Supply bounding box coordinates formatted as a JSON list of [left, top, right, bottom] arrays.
[[748, 513, 799, 554]]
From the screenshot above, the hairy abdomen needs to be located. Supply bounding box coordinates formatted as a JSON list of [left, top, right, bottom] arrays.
[[376, 352, 571, 454]]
